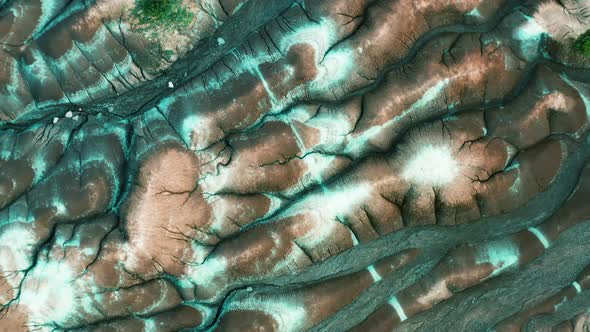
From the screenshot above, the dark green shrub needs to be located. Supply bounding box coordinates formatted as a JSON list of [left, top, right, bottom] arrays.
[[131, 0, 193, 31], [574, 30, 590, 58]]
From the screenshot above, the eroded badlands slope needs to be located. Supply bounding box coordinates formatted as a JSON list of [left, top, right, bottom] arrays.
[[1, 0, 590, 331]]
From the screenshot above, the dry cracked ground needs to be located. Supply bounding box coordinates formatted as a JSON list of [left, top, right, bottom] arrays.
[[1, 0, 590, 331]]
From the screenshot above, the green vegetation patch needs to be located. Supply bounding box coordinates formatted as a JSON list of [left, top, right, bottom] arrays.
[[131, 0, 193, 31], [574, 30, 590, 58]]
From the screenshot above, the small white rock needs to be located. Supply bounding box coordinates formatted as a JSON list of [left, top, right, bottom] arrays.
[[246, 287, 253, 292], [52, 117, 59, 124], [168, 81, 174, 88], [65, 111, 73, 118], [73, 115, 79, 121], [217, 37, 226, 46]]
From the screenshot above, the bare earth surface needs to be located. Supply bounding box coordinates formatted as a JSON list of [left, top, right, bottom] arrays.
[[1, 0, 590, 331]]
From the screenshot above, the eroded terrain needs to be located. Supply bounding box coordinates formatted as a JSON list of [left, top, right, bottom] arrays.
[[1, 0, 590, 331]]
